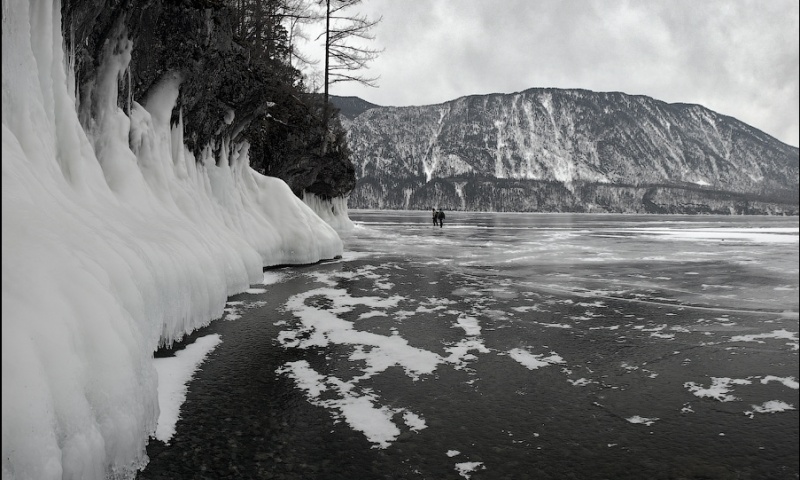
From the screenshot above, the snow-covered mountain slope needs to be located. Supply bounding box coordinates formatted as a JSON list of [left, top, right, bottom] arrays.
[[337, 89, 799, 214]]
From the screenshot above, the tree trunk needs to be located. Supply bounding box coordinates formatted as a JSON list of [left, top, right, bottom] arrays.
[[321, 0, 330, 156]]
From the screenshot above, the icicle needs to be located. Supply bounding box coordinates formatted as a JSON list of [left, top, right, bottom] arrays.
[[302, 192, 356, 233], [66, 18, 78, 106], [126, 59, 132, 116]]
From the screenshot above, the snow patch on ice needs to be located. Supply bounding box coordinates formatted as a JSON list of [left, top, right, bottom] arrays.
[[626, 415, 659, 426], [568, 378, 594, 387], [277, 360, 426, 449], [445, 339, 491, 368], [455, 461, 485, 479], [684, 377, 752, 402], [275, 282, 446, 448], [455, 315, 481, 336], [760, 375, 799, 389], [508, 348, 565, 370], [153, 334, 222, 443], [730, 329, 798, 350], [745, 400, 795, 416], [402, 411, 427, 431]]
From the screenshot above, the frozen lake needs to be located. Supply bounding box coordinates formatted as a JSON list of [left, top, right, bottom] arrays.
[[140, 212, 799, 480]]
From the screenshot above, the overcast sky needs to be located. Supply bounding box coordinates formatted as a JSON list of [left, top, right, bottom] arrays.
[[299, 0, 799, 147]]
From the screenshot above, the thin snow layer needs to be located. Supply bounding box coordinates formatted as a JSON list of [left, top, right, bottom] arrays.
[[455, 461, 485, 479], [626, 416, 659, 426], [277, 277, 439, 448], [279, 287, 439, 379], [2, 1, 343, 478], [684, 377, 753, 402], [636, 227, 799, 244], [153, 334, 222, 443], [730, 329, 799, 350], [761, 375, 799, 390], [749, 400, 795, 414], [277, 360, 426, 448], [507, 348, 565, 370]]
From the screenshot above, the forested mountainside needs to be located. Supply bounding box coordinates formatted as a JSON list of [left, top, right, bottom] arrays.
[[63, 0, 355, 200], [333, 89, 798, 214]]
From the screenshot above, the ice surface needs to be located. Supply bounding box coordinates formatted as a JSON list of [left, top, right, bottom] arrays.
[[2, 1, 344, 478], [263, 212, 798, 475], [274, 269, 447, 449], [636, 227, 799, 244], [263, 210, 800, 475], [730, 329, 798, 348]]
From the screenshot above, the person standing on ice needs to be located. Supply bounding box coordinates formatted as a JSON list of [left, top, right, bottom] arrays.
[[432, 208, 438, 227], [437, 209, 445, 228]]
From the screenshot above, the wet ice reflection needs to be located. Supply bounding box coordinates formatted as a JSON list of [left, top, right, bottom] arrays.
[[344, 211, 799, 315]]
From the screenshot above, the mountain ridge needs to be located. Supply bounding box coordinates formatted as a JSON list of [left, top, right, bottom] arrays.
[[336, 88, 797, 148], [331, 95, 382, 120], [332, 88, 798, 214]]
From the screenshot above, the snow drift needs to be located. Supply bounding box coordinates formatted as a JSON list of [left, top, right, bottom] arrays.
[[2, 0, 344, 478]]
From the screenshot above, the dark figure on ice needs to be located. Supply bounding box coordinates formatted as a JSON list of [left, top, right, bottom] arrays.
[[432, 208, 438, 226], [436, 209, 445, 228]]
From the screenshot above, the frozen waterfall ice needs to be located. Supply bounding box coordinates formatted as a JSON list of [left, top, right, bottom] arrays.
[[1, 1, 345, 478]]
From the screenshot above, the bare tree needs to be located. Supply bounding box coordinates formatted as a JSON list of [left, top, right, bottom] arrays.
[[318, 0, 381, 154], [229, 0, 319, 68], [283, 0, 321, 69]]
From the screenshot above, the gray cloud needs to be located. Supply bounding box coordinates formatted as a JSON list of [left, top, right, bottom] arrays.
[[320, 0, 798, 146]]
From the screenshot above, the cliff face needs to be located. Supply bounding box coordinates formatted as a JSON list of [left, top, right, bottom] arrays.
[[336, 89, 799, 214], [64, 0, 254, 151], [63, 0, 355, 199]]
